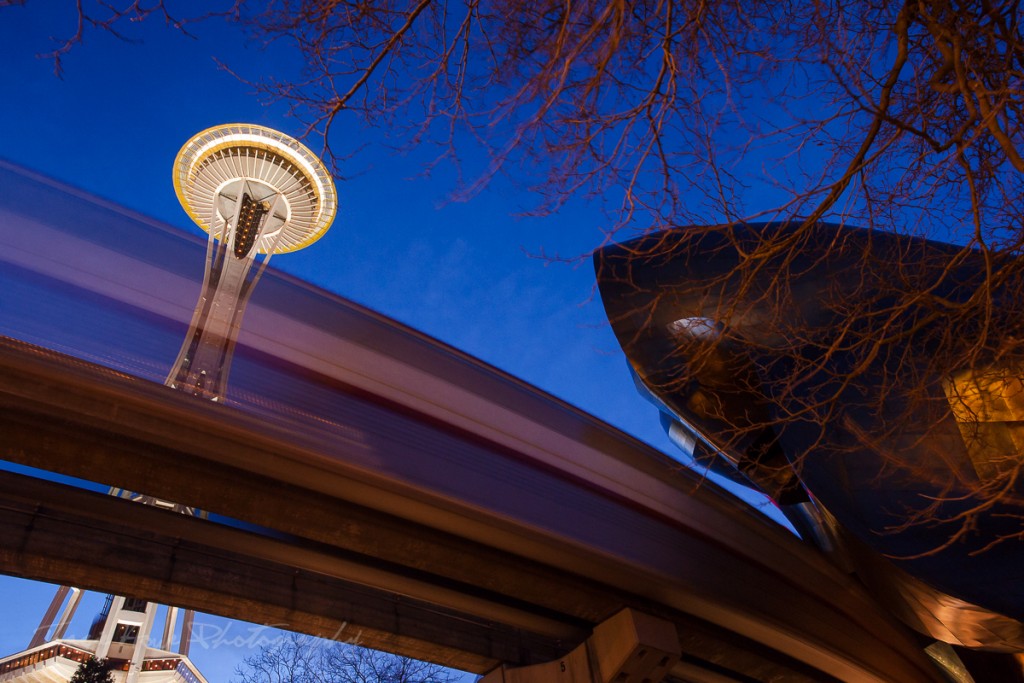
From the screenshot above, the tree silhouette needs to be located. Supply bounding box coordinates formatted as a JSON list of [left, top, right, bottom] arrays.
[[234, 632, 456, 683], [69, 658, 113, 683], [15, 0, 1024, 547]]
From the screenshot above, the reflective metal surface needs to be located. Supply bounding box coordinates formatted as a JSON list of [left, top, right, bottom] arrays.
[[594, 222, 1024, 659]]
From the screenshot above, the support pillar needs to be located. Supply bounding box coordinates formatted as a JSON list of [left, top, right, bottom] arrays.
[[126, 603, 158, 683], [95, 596, 127, 660], [29, 586, 70, 648], [481, 609, 680, 683], [52, 587, 82, 639], [179, 609, 195, 656], [162, 607, 179, 651]]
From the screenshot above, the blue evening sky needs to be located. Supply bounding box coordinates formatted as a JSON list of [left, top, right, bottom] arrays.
[[0, 5, 783, 682]]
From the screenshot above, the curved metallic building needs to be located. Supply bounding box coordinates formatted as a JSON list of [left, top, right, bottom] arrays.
[[594, 222, 1024, 675]]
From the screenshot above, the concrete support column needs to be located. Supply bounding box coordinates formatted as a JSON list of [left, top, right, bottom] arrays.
[[126, 603, 158, 683], [95, 596, 127, 660], [481, 609, 679, 683]]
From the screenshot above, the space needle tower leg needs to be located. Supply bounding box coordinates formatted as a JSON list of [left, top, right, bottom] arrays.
[[166, 189, 285, 399]]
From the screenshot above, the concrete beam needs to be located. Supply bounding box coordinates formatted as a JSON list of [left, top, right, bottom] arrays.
[[0, 470, 565, 672]]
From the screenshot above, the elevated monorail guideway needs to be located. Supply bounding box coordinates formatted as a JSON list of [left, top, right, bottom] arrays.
[[0, 161, 947, 682]]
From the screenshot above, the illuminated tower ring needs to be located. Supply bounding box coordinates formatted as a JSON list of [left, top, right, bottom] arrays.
[[168, 124, 338, 400], [173, 123, 337, 253]]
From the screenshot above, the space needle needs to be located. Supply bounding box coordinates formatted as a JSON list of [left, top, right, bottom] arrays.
[[168, 123, 337, 400], [11, 124, 337, 683]]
